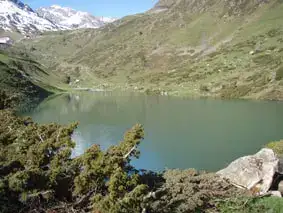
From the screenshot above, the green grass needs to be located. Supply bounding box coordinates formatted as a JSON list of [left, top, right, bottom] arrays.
[[0, 50, 53, 108], [266, 140, 283, 156], [11, 0, 283, 100], [275, 66, 283, 80], [217, 197, 283, 213], [0, 53, 9, 62]]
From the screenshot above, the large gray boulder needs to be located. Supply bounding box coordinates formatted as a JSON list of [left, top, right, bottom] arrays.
[[217, 148, 281, 195]]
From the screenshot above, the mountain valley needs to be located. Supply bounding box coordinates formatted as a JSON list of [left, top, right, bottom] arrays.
[[2, 1, 283, 212], [10, 0, 283, 100]]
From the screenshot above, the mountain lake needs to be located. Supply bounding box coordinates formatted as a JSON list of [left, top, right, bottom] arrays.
[[21, 91, 283, 171]]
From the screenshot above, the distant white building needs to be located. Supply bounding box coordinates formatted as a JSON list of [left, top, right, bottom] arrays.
[[0, 36, 13, 49]]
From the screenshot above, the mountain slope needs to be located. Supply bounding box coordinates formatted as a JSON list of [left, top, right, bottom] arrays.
[[0, 0, 58, 35], [0, 49, 53, 108], [37, 5, 116, 30], [16, 0, 283, 100]]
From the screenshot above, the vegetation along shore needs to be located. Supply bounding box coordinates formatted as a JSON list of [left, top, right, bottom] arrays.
[[1, 0, 283, 212]]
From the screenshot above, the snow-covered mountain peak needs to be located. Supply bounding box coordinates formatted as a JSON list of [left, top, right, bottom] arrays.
[[0, 0, 58, 35], [100, 17, 117, 23], [37, 5, 116, 29], [0, 0, 117, 35], [9, 0, 34, 12]]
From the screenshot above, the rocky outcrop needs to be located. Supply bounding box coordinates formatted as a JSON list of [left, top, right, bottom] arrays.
[[151, 0, 178, 11], [217, 148, 282, 195]]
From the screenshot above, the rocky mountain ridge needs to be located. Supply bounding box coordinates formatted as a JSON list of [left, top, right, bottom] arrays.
[[0, 0, 116, 35], [37, 5, 116, 30], [0, 0, 58, 35]]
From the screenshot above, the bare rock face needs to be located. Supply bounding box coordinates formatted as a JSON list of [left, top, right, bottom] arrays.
[[152, 0, 177, 10], [217, 148, 280, 195], [278, 180, 283, 194], [269, 190, 282, 198]]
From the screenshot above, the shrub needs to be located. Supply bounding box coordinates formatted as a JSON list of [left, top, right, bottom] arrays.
[[266, 140, 283, 156], [268, 46, 277, 51], [267, 28, 281, 38], [0, 110, 149, 213], [275, 66, 283, 81], [252, 54, 274, 65], [200, 85, 210, 92], [0, 110, 78, 211], [62, 75, 71, 84], [3, 110, 276, 213], [220, 84, 251, 99]]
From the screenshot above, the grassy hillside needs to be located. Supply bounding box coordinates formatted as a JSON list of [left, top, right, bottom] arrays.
[[16, 0, 283, 100], [0, 29, 24, 41], [0, 49, 57, 109]]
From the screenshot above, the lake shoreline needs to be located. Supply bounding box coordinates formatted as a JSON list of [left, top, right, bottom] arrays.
[[23, 91, 283, 171], [2, 107, 283, 212], [64, 84, 283, 102], [2, 89, 283, 212]]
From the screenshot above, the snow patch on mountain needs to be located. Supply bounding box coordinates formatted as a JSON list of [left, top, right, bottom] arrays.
[[100, 17, 117, 23], [0, 0, 117, 35], [0, 0, 58, 35], [37, 5, 117, 29]]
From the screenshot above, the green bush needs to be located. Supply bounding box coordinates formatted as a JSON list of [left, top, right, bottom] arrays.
[[0, 110, 149, 213], [220, 84, 251, 99], [267, 28, 281, 38], [275, 66, 283, 81], [266, 140, 283, 155], [252, 54, 274, 65], [200, 85, 210, 92], [2, 109, 281, 213], [0, 110, 78, 211], [62, 75, 71, 84], [268, 46, 277, 51]]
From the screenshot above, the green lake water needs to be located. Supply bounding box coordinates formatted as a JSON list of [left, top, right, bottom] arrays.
[[22, 92, 283, 171]]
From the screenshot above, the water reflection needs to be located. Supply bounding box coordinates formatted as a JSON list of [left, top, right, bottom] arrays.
[[22, 92, 283, 171]]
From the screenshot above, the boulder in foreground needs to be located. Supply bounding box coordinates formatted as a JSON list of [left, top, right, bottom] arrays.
[[217, 148, 281, 195]]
